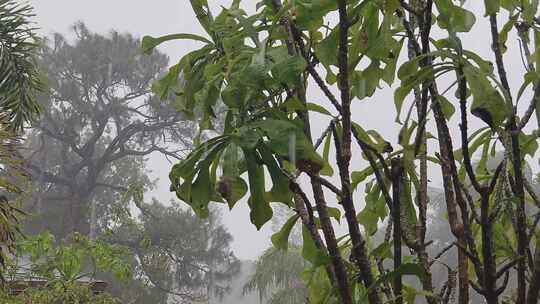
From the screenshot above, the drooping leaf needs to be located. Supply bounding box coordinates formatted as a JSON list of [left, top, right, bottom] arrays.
[[244, 149, 273, 230], [259, 145, 293, 205], [463, 64, 509, 128], [217, 176, 248, 209]]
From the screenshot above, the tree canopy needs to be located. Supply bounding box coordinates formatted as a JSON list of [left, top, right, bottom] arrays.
[[147, 1, 540, 303], [23, 23, 195, 238]]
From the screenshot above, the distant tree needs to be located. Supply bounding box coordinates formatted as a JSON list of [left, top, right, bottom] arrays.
[[243, 246, 307, 304], [23, 23, 195, 239], [242, 204, 306, 304], [0, 0, 42, 278], [110, 201, 240, 304]]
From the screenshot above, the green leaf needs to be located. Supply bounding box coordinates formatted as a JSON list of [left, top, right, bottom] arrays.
[[517, 72, 539, 102], [320, 132, 334, 177], [438, 95, 456, 120], [370, 241, 392, 259], [523, 0, 539, 23], [259, 145, 293, 205], [294, 0, 337, 31], [256, 119, 325, 173], [217, 176, 248, 209], [142, 33, 211, 54], [315, 28, 339, 67], [395, 64, 453, 121], [221, 83, 247, 109], [435, 1, 476, 33], [234, 126, 261, 149], [520, 131, 539, 158], [307, 102, 332, 116], [189, 0, 215, 37], [244, 149, 272, 230], [398, 59, 419, 80], [191, 165, 212, 218], [372, 263, 428, 288], [271, 55, 307, 86], [358, 185, 387, 236], [484, 0, 501, 15], [463, 64, 509, 128], [271, 214, 300, 250], [302, 226, 331, 267], [153, 63, 181, 100], [352, 167, 374, 191], [327, 207, 341, 223], [498, 14, 518, 53], [352, 61, 383, 100], [282, 96, 307, 113]]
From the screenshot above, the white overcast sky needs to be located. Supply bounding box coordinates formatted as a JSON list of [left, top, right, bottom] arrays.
[[28, 1, 538, 260]]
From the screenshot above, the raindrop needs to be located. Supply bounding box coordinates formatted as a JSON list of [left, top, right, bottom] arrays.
[[288, 132, 296, 165]]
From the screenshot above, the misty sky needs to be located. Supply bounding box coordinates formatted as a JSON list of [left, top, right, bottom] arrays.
[[28, 0, 538, 260]]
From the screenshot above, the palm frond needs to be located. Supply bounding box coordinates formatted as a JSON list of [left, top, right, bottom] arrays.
[[0, 124, 27, 281], [0, 0, 42, 131], [243, 247, 307, 303]]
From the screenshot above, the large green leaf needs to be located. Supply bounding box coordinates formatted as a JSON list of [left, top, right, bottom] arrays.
[[191, 165, 213, 218], [352, 61, 383, 100], [435, 1, 476, 33], [463, 64, 509, 128], [315, 28, 339, 67], [358, 184, 388, 236], [259, 145, 293, 205], [142, 33, 211, 54], [294, 0, 337, 31], [271, 214, 300, 250], [271, 55, 307, 86], [244, 149, 273, 230], [253, 119, 325, 173], [217, 176, 248, 210]]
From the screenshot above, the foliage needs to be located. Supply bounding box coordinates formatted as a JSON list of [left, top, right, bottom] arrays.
[[0, 0, 42, 131], [0, 0, 42, 281], [0, 232, 131, 303], [108, 190, 240, 304], [150, 0, 540, 303]]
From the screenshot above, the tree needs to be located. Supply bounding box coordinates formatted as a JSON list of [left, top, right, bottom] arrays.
[[243, 205, 307, 304], [23, 23, 195, 239], [110, 200, 240, 304], [0, 0, 42, 278], [243, 247, 307, 304], [148, 1, 540, 304]]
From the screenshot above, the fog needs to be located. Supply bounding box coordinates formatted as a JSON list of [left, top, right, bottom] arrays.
[[9, 1, 539, 303], [29, 1, 538, 262]]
